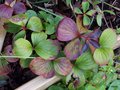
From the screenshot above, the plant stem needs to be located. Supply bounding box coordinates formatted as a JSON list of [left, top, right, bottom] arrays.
[[0, 56, 35, 59], [104, 2, 120, 11], [33, 5, 63, 19]]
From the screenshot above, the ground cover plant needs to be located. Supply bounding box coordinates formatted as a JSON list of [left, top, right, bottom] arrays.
[[0, 0, 120, 90]]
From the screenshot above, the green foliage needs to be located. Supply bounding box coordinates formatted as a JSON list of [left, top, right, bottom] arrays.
[[13, 38, 33, 57]]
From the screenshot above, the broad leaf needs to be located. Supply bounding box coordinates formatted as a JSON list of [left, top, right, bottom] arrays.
[[27, 16, 43, 32], [14, 30, 26, 40], [13, 2, 26, 14], [75, 51, 97, 70], [64, 38, 81, 60], [0, 4, 13, 18], [99, 28, 117, 48], [45, 23, 55, 35], [83, 15, 90, 26], [13, 38, 33, 57], [30, 57, 54, 78], [4, 22, 21, 33], [25, 10, 37, 18], [54, 57, 72, 76], [9, 14, 28, 26], [31, 32, 47, 47], [108, 80, 120, 90], [93, 47, 114, 66], [57, 17, 78, 41], [35, 40, 59, 60], [82, 1, 90, 13]]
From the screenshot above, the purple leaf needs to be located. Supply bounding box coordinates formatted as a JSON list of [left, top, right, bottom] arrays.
[[64, 38, 81, 60], [30, 57, 55, 78], [13, 2, 26, 14], [4, 45, 19, 63], [0, 4, 13, 18], [54, 57, 72, 76], [57, 17, 78, 41], [0, 66, 11, 75], [81, 43, 88, 54], [5, 0, 13, 5], [89, 40, 100, 48], [89, 29, 101, 40]]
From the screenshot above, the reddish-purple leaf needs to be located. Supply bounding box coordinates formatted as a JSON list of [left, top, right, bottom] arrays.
[[81, 43, 88, 54], [30, 57, 55, 78], [54, 57, 72, 76], [89, 40, 99, 48], [64, 38, 81, 60], [5, 0, 13, 5], [4, 45, 19, 63], [13, 2, 26, 14], [89, 29, 101, 41], [57, 17, 78, 41], [0, 4, 13, 18]]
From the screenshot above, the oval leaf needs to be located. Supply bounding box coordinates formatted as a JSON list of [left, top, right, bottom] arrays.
[[35, 39, 59, 60], [75, 51, 97, 70], [30, 57, 54, 78], [64, 38, 81, 60], [27, 16, 43, 32], [13, 38, 33, 57], [99, 28, 117, 48], [0, 4, 13, 18], [31, 32, 47, 47], [54, 57, 72, 76], [57, 17, 78, 41], [93, 48, 114, 66]]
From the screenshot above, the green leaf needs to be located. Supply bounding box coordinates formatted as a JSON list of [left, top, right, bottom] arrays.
[[4, 22, 21, 33], [31, 32, 47, 47], [99, 28, 117, 48], [74, 7, 83, 14], [66, 0, 71, 6], [93, 48, 114, 65], [83, 15, 90, 26], [75, 51, 97, 70], [104, 10, 115, 15], [108, 80, 120, 90], [27, 16, 43, 32], [85, 84, 96, 90], [9, 14, 28, 26], [54, 57, 72, 76], [73, 67, 85, 87], [97, 14, 102, 26], [116, 28, 120, 34], [48, 85, 65, 90], [14, 30, 26, 40], [82, 1, 90, 13], [35, 40, 58, 60], [25, 10, 37, 18], [90, 71, 106, 86], [13, 38, 33, 57], [86, 10, 96, 16], [20, 59, 32, 68], [45, 24, 55, 35]]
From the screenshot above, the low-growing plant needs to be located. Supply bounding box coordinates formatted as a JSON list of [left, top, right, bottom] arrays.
[[0, 0, 119, 89]]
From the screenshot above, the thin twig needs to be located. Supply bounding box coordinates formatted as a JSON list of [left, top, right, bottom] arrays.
[[33, 5, 63, 19], [0, 56, 35, 59], [104, 2, 120, 11]]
